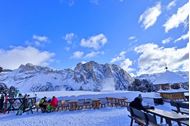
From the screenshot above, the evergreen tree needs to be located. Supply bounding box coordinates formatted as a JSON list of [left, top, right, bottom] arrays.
[[129, 78, 154, 92]]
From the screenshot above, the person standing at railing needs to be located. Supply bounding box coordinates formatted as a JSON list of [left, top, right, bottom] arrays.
[[0, 94, 4, 112], [3, 93, 8, 113], [16, 94, 29, 115], [23, 94, 29, 112]]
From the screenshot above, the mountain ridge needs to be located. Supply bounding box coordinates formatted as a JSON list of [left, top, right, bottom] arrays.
[[0, 61, 188, 92], [0, 61, 134, 92]]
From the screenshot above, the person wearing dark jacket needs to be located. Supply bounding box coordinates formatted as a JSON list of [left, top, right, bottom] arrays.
[[129, 97, 146, 111], [39, 97, 48, 112], [0, 94, 4, 112], [23, 94, 29, 112], [130, 96, 154, 111], [16, 94, 29, 115]]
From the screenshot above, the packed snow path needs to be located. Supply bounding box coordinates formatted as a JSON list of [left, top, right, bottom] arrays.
[[0, 108, 131, 126]]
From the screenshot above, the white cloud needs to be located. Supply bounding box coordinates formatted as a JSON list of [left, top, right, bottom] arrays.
[[120, 58, 134, 73], [84, 51, 104, 58], [80, 61, 87, 64], [162, 37, 172, 44], [163, 2, 189, 32], [71, 51, 84, 59], [111, 51, 134, 74], [71, 50, 104, 59], [0, 46, 54, 70], [167, 0, 176, 10], [80, 34, 108, 50], [135, 43, 189, 75], [139, 2, 161, 29], [33, 35, 48, 42], [128, 36, 137, 41], [64, 33, 75, 44], [33, 35, 49, 46], [111, 51, 126, 63], [175, 31, 189, 42]]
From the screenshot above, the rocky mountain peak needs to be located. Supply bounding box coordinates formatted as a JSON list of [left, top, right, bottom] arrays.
[[19, 63, 36, 71], [75, 61, 99, 72], [18, 63, 53, 73], [0, 61, 134, 92]]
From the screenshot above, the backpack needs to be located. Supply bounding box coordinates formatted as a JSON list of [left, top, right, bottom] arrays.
[[39, 98, 45, 104]]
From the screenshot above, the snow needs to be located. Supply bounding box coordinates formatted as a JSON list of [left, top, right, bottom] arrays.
[[0, 108, 130, 126], [1, 90, 187, 126], [157, 88, 189, 93], [153, 70, 187, 84], [137, 70, 188, 85]]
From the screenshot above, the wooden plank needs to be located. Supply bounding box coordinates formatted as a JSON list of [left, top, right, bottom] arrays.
[[180, 120, 189, 126], [146, 108, 189, 120]]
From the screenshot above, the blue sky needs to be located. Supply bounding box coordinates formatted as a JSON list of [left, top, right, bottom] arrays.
[[0, 0, 189, 76]]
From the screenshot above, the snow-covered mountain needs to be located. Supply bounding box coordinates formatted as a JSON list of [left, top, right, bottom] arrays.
[[0, 61, 134, 92], [137, 70, 189, 84]]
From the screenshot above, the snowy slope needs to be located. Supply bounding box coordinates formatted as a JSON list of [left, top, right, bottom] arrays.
[[176, 71, 189, 81], [137, 70, 189, 84], [0, 61, 134, 92]]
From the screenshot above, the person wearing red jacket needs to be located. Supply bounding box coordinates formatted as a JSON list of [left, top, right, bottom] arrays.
[[50, 96, 58, 108]]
